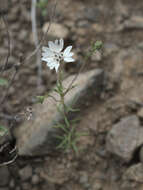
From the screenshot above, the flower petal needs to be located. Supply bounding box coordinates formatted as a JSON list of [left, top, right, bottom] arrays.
[[41, 57, 54, 62], [55, 39, 58, 45], [55, 63, 60, 72], [47, 62, 55, 69], [59, 38, 64, 52], [64, 57, 75, 62], [42, 46, 55, 57], [48, 41, 56, 51], [68, 52, 74, 57], [46, 59, 60, 72], [53, 39, 64, 53], [63, 46, 72, 57], [42, 52, 54, 58], [42, 46, 49, 52]]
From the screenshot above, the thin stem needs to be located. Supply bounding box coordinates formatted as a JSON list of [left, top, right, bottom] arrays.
[[57, 68, 67, 123], [31, 0, 42, 90], [63, 47, 97, 96]]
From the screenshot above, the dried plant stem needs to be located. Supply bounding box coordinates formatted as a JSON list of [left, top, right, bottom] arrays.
[[64, 47, 98, 96], [31, 0, 42, 90], [0, 13, 10, 74]]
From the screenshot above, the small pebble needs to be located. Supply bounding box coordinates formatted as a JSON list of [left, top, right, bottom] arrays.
[[31, 174, 40, 185]]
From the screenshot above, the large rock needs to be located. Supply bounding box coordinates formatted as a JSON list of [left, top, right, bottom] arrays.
[[106, 115, 143, 162], [14, 69, 104, 156]]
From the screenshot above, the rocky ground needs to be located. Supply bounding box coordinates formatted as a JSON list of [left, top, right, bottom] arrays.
[[1, 0, 143, 189]]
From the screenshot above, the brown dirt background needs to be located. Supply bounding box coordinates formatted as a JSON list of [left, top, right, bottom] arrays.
[[1, 0, 143, 189]]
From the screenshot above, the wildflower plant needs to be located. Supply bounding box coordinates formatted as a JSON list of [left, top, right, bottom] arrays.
[[41, 39, 102, 153]]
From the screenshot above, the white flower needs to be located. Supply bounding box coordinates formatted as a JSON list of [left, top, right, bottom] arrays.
[[42, 39, 75, 72]]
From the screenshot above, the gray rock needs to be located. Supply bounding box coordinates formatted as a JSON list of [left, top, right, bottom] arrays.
[[0, 167, 10, 186], [106, 115, 143, 162], [14, 69, 104, 156], [123, 163, 143, 183], [19, 166, 32, 181]]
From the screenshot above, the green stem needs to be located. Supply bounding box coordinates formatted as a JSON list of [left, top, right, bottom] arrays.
[[57, 67, 68, 126]]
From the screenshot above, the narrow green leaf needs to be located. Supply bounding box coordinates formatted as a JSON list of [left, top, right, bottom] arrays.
[[56, 137, 67, 149], [71, 118, 81, 124], [75, 132, 89, 137], [54, 124, 69, 133], [72, 141, 79, 154], [67, 106, 80, 112], [55, 135, 65, 140], [64, 116, 70, 127]]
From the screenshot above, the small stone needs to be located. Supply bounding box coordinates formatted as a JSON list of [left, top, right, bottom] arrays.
[[79, 172, 88, 184], [92, 23, 104, 33], [124, 16, 143, 30], [9, 179, 15, 188], [42, 22, 69, 39], [77, 20, 89, 27], [76, 28, 87, 37], [0, 167, 10, 186], [123, 163, 143, 183], [64, 20, 75, 28], [19, 165, 32, 181], [92, 181, 102, 190], [22, 182, 32, 190], [18, 30, 28, 41], [84, 7, 101, 22], [104, 43, 119, 56], [16, 187, 20, 190], [138, 42, 143, 50], [31, 174, 40, 185], [91, 51, 102, 62], [106, 115, 143, 162], [40, 167, 69, 185]]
